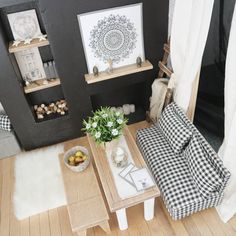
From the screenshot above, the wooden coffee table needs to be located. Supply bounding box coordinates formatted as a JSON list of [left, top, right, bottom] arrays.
[[87, 126, 160, 230]]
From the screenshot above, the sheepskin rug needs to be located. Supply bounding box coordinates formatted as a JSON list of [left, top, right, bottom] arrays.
[[13, 144, 67, 220]]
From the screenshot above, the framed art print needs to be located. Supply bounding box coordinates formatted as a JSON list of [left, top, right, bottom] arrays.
[[78, 3, 145, 73], [14, 48, 46, 81], [7, 9, 42, 41]]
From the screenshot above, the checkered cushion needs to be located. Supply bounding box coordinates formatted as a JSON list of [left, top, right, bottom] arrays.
[[158, 103, 192, 154], [185, 134, 223, 198], [0, 115, 11, 132], [136, 102, 230, 220]]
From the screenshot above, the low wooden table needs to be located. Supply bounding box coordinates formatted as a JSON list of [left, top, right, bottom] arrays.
[[87, 126, 160, 230], [59, 153, 110, 236]]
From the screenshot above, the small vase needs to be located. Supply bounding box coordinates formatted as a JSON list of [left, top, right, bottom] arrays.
[[104, 139, 119, 153]]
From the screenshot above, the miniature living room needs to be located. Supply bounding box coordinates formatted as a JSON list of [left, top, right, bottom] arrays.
[[0, 0, 236, 235]]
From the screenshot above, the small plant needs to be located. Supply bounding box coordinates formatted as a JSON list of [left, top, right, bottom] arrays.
[[82, 107, 128, 145]]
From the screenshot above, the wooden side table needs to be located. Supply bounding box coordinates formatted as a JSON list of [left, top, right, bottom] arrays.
[[87, 126, 160, 230], [59, 153, 110, 236]]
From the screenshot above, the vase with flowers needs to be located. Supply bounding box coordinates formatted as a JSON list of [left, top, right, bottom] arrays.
[[82, 107, 128, 153]]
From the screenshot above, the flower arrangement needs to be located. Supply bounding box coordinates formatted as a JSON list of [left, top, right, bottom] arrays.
[[83, 107, 128, 145]]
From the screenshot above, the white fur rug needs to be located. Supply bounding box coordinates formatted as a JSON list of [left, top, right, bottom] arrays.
[[14, 144, 67, 220]]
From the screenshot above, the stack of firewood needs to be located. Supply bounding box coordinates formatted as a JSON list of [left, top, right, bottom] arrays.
[[34, 99, 68, 119]]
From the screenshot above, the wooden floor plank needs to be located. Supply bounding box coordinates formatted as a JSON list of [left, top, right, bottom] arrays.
[[29, 215, 41, 236], [49, 208, 62, 236], [191, 211, 213, 236], [58, 206, 76, 236], [39, 212, 51, 236], [20, 219, 30, 236], [0, 158, 12, 236], [160, 200, 189, 236], [182, 215, 202, 236]]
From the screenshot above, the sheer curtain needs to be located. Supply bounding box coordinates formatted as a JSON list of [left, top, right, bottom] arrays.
[[217, 3, 236, 222], [169, 0, 214, 111]]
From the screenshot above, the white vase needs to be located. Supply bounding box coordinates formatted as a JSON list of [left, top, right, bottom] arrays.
[[104, 139, 119, 153]]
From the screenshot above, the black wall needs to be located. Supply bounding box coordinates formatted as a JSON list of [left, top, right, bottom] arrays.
[[0, 0, 168, 150]]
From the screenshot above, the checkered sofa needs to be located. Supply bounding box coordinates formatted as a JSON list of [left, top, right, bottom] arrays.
[[137, 102, 230, 220]]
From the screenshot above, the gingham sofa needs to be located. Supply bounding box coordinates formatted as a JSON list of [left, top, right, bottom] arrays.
[[137, 102, 230, 220]]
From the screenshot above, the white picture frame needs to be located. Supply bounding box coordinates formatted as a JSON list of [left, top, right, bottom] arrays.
[[7, 9, 42, 41], [78, 3, 145, 74], [14, 48, 46, 81], [129, 168, 155, 191]]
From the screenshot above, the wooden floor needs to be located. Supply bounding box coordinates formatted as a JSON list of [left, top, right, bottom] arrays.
[[1, 121, 236, 236]]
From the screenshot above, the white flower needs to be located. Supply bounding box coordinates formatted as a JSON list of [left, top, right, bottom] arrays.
[[107, 121, 113, 127], [86, 123, 91, 129], [117, 118, 123, 125], [102, 113, 108, 118], [115, 111, 121, 116], [92, 122, 97, 128], [111, 129, 119, 136], [95, 132, 101, 139]]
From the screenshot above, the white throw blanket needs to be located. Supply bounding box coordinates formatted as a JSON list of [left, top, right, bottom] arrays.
[[149, 78, 169, 122], [216, 3, 236, 223], [169, 0, 214, 111]]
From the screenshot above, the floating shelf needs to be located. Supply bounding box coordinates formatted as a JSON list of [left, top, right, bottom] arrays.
[[9, 38, 50, 53], [85, 60, 153, 84], [24, 78, 61, 94]]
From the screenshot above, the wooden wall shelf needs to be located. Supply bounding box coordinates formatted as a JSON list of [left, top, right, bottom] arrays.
[[24, 78, 61, 94], [9, 38, 50, 53], [85, 60, 153, 84]]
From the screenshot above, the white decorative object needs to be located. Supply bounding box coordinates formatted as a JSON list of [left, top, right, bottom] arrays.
[[37, 34, 47, 41], [112, 147, 128, 168], [129, 104, 135, 113], [12, 40, 21, 47], [116, 107, 123, 114], [14, 48, 46, 81], [23, 38, 32, 44], [14, 144, 66, 220], [122, 104, 131, 115], [78, 3, 145, 73], [7, 9, 42, 41]]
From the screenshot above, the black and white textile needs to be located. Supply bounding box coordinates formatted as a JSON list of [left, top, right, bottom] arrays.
[[0, 115, 12, 132], [136, 102, 231, 220], [159, 103, 192, 154]]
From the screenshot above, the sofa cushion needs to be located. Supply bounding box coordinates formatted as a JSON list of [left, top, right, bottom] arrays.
[[159, 103, 192, 154], [185, 134, 223, 198], [0, 115, 11, 132]]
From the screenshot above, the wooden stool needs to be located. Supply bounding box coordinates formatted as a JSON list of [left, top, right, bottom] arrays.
[[59, 153, 110, 236]]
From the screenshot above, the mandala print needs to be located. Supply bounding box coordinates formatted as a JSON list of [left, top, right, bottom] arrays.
[[89, 14, 137, 64]]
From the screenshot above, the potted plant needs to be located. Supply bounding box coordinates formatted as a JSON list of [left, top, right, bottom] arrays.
[[82, 107, 128, 152]]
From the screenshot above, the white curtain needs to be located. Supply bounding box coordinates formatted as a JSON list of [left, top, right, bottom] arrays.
[[169, 0, 214, 111], [217, 3, 236, 223]]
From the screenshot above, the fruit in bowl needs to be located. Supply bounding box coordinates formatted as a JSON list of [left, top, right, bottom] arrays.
[[64, 146, 90, 172], [68, 151, 88, 166]]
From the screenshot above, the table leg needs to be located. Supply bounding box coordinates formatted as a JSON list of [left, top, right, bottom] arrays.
[[77, 229, 86, 236], [116, 208, 128, 230], [99, 221, 111, 233], [144, 198, 155, 221]]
